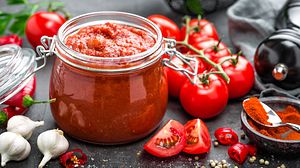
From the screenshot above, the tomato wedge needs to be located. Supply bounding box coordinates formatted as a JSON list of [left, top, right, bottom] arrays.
[[144, 120, 186, 157], [183, 119, 211, 154]]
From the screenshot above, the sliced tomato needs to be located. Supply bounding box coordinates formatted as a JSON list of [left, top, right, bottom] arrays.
[[144, 120, 186, 157], [183, 119, 211, 154]]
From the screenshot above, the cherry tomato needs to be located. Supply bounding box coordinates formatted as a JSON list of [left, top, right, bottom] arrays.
[[180, 19, 219, 44], [147, 15, 181, 40], [179, 74, 228, 119], [25, 12, 66, 48], [164, 56, 206, 98], [144, 120, 186, 157], [183, 119, 211, 154], [214, 127, 239, 145], [191, 38, 230, 62], [216, 55, 255, 99], [228, 143, 249, 164]]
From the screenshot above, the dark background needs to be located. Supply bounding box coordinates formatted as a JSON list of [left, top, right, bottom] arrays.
[[1, 0, 299, 167]]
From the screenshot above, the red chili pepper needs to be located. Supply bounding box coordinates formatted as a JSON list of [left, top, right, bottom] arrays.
[[214, 127, 239, 145], [0, 106, 27, 125], [0, 34, 23, 46], [246, 144, 257, 156], [228, 143, 249, 164], [4, 76, 56, 108], [60, 149, 88, 168]]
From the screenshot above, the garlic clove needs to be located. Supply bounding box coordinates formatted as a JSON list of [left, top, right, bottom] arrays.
[[7, 115, 44, 139], [37, 129, 69, 168], [0, 132, 31, 167]]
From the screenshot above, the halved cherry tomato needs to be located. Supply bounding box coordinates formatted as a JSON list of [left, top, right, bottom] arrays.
[[144, 120, 186, 157], [180, 19, 219, 44], [147, 15, 181, 40], [216, 55, 255, 99], [179, 75, 228, 119], [214, 127, 239, 145], [165, 56, 206, 98], [190, 38, 230, 62], [228, 143, 249, 164], [183, 119, 211, 154]]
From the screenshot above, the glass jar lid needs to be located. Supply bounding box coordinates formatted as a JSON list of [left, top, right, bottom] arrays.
[[0, 44, 37, 105]]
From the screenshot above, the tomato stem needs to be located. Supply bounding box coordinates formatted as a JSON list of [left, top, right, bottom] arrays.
[[213, 39, 222, 52], [177, 16, 230, 84], [22, 95, 56, 108]]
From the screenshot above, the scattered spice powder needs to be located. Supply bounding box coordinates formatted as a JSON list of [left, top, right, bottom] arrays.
[[243, 97, 271, 125], [247, 105, 300, 140]]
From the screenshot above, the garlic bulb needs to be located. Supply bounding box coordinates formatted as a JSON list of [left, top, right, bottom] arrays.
[[7, 115, 44, 139], [0, 132, 31, 167], [37, 129, 69, 168]]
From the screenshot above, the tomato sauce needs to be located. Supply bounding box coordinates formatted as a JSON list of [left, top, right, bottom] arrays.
[[65, 22, 155, 57], [50, 22, 168, 144]]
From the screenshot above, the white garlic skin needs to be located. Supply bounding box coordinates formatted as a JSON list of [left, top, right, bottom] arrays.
[[37, 129, 69, 168], [7, 115, 44, 139], [0, 132, 31, 167]]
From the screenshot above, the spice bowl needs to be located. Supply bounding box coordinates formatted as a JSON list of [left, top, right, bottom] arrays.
[[241, 97, 300, 154]]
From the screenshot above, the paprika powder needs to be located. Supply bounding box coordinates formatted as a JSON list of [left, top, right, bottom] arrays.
[[247, 105, 300, 140], [243, 97, 271, 125]]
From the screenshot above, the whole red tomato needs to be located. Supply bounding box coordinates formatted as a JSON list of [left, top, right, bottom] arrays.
[[144, 120, 186, 157], [179, 74, 228, 119], [183, 119, 211, 154], [147, 15, 181, 40], [216, 55, 255, 99], [214, 127, 239, 145], [165, 57, 206, 98], [180, 19, 219, 44], [25, 12, 66, 48], [191, 38, 230, 62]]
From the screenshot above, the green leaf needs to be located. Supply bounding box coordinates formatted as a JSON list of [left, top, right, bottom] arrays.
[[9, 13, 30, 36], [186, 0, 203, 16], [6, 0, 28, 5], [0, 13, 13, 35]]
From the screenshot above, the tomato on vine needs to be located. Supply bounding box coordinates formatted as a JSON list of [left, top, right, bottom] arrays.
[[165, 56, 206, 98], [180, 19, 219, 44], [179, 74, 229, 119], [216, 53, 255, 99], [147, 15, 181, 40], [191, 38, 230, 62]]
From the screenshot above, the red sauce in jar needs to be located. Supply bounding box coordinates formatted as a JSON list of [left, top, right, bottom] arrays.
[[65, 22, 155, 57], [50, 22, 168, 144]]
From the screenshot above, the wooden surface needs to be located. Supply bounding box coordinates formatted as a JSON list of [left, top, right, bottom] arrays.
[[1, 0, 300, 167]]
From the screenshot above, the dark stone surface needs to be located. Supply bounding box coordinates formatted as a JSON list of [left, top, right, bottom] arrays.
[[1, 0, 300, 167]]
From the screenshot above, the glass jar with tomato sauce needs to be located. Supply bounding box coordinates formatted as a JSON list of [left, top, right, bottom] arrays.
[[37, 11, 197, 144]]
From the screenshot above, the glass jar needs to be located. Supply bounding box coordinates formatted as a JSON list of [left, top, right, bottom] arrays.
[[38, 11, 198, 144], [0, 44, 45, 105]]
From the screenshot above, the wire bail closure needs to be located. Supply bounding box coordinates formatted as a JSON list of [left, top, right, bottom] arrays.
[[36, 36, 57, 61], [162, 38, 198, 84]]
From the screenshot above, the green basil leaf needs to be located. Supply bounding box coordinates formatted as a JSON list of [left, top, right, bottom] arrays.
[[6, 0, 28, 5], [0, 13, 13, 35], [186, 0, 203, 15], [9, 14, 30, 36]]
